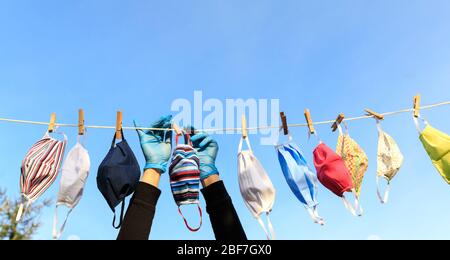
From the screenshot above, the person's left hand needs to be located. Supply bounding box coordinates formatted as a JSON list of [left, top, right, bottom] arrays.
[[189, 127, 219, 180]]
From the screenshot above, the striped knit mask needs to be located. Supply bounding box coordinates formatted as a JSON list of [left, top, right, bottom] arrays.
[[168, 133, 202, 232], [17, 131, 67, 222]]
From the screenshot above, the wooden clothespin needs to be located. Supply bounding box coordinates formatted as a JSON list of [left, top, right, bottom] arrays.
[[413, 94, 421, 118], [280, 112, 289, 135], [48, 113, 57, 133], [241, 114, 248, 139], [365, 108, 384, 120], [304, 109, 315, 134], [115, 111, 123, 140], [331, 113, 345, 132], [172, 123, 183, 136], [78, 109, 85, 135]]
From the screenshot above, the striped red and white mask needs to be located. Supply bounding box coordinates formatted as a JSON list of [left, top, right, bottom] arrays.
[[17, 132, 67, 222]]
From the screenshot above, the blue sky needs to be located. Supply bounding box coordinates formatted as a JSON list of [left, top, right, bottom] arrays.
[[1, 0, 450, 240]]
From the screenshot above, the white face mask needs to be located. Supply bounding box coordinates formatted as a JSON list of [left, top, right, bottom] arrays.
[[375, 121, 404, 204], [53, 138, 90, 240], [237, 136, 276, 240]]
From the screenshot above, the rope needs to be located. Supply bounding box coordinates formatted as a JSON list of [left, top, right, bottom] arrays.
[[0, 101, 449, 133]]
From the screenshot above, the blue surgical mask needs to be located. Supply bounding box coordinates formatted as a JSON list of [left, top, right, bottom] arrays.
[[275, 134, 324, 225]]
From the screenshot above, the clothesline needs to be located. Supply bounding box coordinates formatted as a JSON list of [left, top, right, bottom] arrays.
[[0, 101, 449, 133]]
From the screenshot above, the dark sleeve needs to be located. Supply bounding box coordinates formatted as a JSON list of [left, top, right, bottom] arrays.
[[201, 180, 247, 241], [116, 182, 161, 240]]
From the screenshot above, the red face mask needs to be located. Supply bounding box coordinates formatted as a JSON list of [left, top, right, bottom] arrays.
[[313, 143, 353, 197]]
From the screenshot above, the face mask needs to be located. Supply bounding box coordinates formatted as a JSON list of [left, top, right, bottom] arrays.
[[53, 135, 91, 239], [17, 131, 67, 222], [238, 136, 276, 240], [415, 117, 450, 184], [275, 134, 324, 225], [97, 130, 141, 229], [168, 133, 202, 232], [335, 125, 368, 199], [375, 120, 404, 203], [313, 142, 362, 216]]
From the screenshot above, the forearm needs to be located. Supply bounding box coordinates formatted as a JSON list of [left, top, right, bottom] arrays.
[[117, 169, 161, 240], [201, 175, 248, 241], [141, 168, 161, 187], [201, 174, 221, 188]]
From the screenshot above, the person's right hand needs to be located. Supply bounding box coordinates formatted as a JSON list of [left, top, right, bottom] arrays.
[[134, 115, 173, 173], [189, 127, 219, 180]]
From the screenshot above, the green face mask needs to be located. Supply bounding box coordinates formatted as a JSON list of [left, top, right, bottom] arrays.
[[416, 118, 450, 184]]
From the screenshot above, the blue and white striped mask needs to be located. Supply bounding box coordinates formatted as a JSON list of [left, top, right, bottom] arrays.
[[275, 134, 325, 225]]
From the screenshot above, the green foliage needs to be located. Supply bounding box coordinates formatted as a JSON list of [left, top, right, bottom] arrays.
[[0, 189, 51, 240]]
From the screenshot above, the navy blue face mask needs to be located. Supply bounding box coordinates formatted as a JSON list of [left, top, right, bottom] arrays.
[[97, 130, 140, 229]]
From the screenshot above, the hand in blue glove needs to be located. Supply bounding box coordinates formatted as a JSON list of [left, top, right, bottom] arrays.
[[189, 127, 219, 180], [134, 115, 173, 173]]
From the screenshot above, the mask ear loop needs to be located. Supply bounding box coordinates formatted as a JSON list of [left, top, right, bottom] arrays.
[[238, 135, 252, 154], [175, 130, 191, 147], [413, 116, 422, 133], [344, 122, 350, 135], [47, 126, 68, 143], [375, 118, 383, 132], [178, 204, 203, 232], [266, 212, 276, 240], [52, 206, 74, 240], [112, 199, 126, 229], [413, 112, 430, 133], [342, 189, 364, 217], [337, 123, 349, 136], [274, 127, 283, 147], [16, 195, 32, 222], [275, 127, 294, 147], [174, 131, 195, 156], [256, 212, 276, 240], [306, 206, 325, 225], [337, 124, 346, 158], [110, 129, 125, 148], [336, 124, 350, 161], [307, 127, 322, 145], [337, 124, 343, 135], [77, 127, 87, 147], [376, 175, 391, 204]]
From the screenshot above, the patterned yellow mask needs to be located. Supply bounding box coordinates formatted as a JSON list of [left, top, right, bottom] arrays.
[[336, 125, 369, 197]]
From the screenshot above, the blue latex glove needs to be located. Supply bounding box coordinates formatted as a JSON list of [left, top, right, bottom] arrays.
[[189, 127, 219, 180], [134, 115, 173, 173]]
